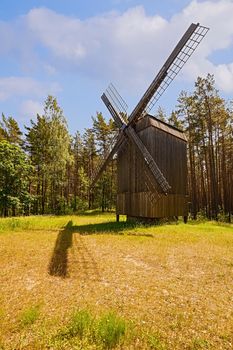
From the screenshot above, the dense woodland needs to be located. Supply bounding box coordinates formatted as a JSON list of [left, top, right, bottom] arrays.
[[0, 74, 232, 221]]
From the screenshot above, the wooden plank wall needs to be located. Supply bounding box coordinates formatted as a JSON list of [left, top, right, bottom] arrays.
[[117, 116, 188, 218], [117, 193, 188, 217]]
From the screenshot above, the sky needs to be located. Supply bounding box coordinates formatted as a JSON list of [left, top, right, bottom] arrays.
[[0, 0, 233, 134]]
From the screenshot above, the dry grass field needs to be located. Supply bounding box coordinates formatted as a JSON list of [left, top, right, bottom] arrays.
[[0, 213, 232, 349]]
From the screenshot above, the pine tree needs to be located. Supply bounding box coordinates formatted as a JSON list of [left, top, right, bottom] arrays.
[[0, 114, 22, 145], [25, 96, 71, 214]]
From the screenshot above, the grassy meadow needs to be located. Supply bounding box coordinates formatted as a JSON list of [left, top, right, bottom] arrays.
[[0, 213, 232, 349]]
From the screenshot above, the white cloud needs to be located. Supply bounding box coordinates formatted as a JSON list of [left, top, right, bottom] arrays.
[[0, 77, 61, 101], [1, 0, 233, 101], [20, 99, 44, 119], [22, 1, 233, 94], [215, 63, 233, 93], [27, 8, 86, 61], [171, 1, 233, 85], [25, 6, 168, 85]]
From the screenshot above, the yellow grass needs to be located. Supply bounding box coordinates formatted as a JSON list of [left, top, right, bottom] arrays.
[[0, 214, 232, 349]]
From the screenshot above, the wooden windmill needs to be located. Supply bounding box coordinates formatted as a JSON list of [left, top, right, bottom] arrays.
[[92, 23, 209, 222]]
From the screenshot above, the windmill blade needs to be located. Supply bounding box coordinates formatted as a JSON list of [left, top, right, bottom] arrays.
[[92, 86, 129, 188], [125, 125, 171, 194], [103, 83, 128, 126], [133, 140, 163, 204], [102, 92, 171, 194], [128, 23, 209, 124], [90, 131, 126, 187], [101, 93, 126, 128], [105, 83, 128, 117]]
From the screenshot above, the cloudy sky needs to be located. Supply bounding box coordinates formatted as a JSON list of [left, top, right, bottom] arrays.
[[0, 0, 233, 133]]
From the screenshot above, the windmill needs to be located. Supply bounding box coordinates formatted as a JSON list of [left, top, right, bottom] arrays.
[[91, 23, 209, 222]]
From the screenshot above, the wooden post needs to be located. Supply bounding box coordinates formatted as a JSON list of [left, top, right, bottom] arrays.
[[116, 214, 119, 222]]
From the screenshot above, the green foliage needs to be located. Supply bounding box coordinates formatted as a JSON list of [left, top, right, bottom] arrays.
[[167, 110, 183, 129], [91, 112, 117, 212], [0, 114, 22, 145], [175, 74, 233, 221], [92, 112, 116, 155], [0, 140, 32, 216], [155, 106, 167, 122], [25, 96, 72, 214], [19, 306, 40, 327], [1, 76, 232, 221]]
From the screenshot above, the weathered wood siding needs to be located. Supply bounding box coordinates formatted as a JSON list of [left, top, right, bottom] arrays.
[[117, 115, 188, 218], [117, 193, 187, 217]]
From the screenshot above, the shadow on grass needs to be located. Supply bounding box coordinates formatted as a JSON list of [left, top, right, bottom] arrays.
[[77, 210, 115, 216], [48, 220, 152, 278], [69, 221, 155, 237], [71, 221, 137, 235], [49, 221, 73, 277]]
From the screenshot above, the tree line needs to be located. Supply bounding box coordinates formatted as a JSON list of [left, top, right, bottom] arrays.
[[0, 75, 232, 221]]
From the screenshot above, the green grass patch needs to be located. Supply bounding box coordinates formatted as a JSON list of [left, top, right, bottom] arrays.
[[190, 338, 210, 349], [55, 309, 127, 349], [58, 309, 94, 340], [96, 311, 126, 349], [19, 305, 40, 327], [147, 332, 167, 350], [0, 212, 122, 233]]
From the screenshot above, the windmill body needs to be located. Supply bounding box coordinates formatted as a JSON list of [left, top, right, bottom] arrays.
[[91, 23, 209, 221], [117, 115, 187, 220]]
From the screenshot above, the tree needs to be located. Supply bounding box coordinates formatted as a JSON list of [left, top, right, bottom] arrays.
[[177, 91, 199, 219], [0, 114, 22, 145], [168, 111, 184, 129], [155, 106, 167, 122], [82, 128, 97, 209], [92, 113, 117, 211], [70, 131, 83, 211], [25, 96, 72, 214], [0, 140, 32, 216], [176, 74, 233, 221]]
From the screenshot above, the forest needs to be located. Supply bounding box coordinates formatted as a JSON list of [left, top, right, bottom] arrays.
[[0, 74, 232, 221]]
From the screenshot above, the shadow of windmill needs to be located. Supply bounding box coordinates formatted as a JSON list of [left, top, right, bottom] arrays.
[[48, 219, 154, 279], [48, 220, 73, 277]]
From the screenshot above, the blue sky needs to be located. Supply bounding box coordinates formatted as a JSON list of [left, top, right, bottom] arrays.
[[0, 0, 233, 134]]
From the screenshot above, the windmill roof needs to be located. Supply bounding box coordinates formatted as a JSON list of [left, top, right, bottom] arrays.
[[135, 114, 187, 141]]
